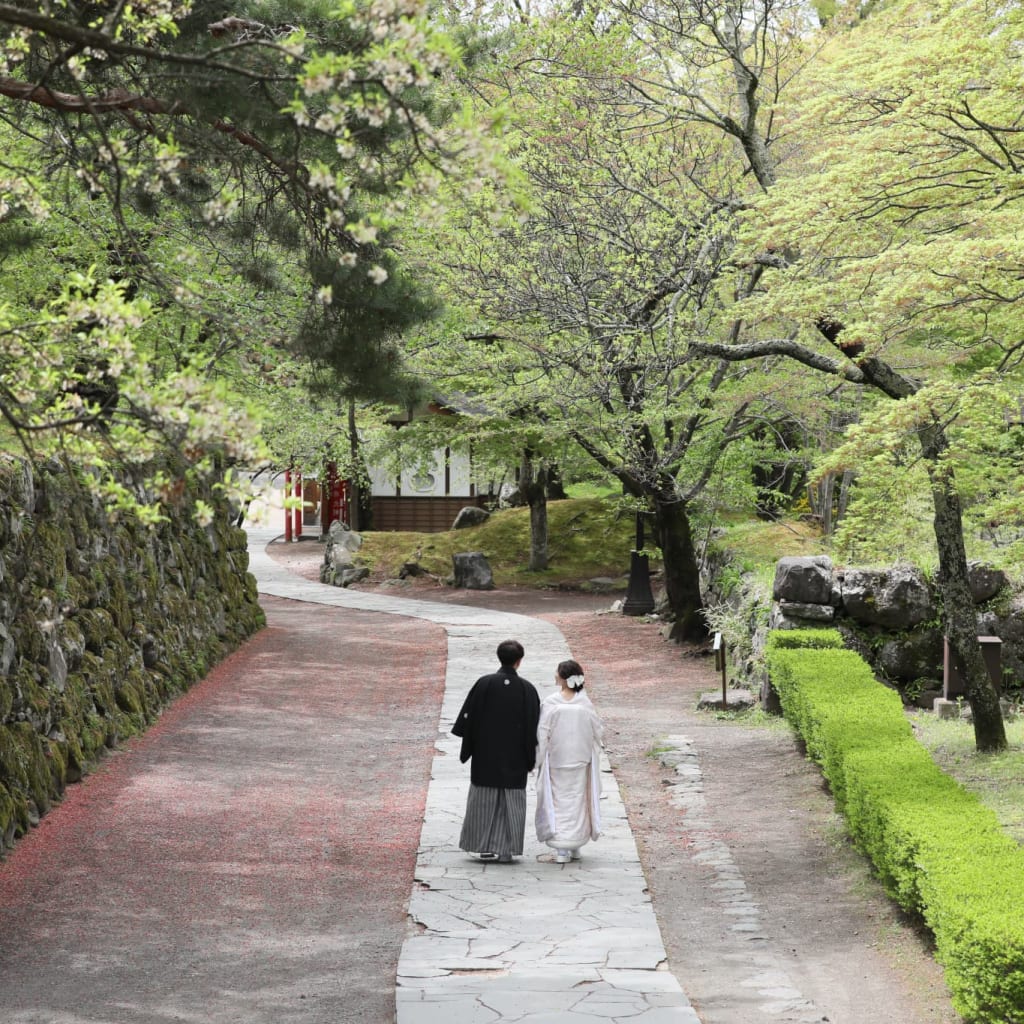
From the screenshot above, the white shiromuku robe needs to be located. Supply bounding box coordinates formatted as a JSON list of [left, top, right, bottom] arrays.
[[534, 690, 604, 852]]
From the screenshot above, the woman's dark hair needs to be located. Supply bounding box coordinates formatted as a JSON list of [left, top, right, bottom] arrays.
[[557, 659, 584, 685], [497, 639, 525, 667]]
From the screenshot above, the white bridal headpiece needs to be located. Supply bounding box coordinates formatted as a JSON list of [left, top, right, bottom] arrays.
[[566, 675, 585, 690]]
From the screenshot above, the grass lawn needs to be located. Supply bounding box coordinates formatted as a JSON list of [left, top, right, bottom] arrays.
[[715, 516, 824, 569], [910, 710, 1024, 843], [358, 497, 642, 587]]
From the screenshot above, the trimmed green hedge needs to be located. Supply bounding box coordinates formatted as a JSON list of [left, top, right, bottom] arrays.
[[764, 627, 846, 651], [766, 630, 1024, 1023]]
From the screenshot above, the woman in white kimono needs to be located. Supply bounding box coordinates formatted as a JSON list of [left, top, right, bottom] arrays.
[[534, 659, 604, 864]]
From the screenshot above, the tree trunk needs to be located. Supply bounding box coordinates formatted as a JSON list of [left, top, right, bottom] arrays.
[[546, 463, 568, 500], [521, 448, 549, 571], [347, 398, 373, 532], [920, 422, 1006, 751], [567, 428, 705, 639], [819, 473, 835, 536], [653, 495, 707, 643], [529, 497, 549, 571], [836, 469, 854, 525]]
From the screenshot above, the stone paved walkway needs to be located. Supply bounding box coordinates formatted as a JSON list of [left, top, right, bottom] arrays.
[[248, 527, 700, 1023]]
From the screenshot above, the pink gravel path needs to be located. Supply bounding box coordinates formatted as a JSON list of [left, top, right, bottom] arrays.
[[0, 596, 446, 1024], [0, 538, 958, 1024]]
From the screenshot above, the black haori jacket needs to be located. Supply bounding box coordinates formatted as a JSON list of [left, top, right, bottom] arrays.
[[452, 667, 541, 789]]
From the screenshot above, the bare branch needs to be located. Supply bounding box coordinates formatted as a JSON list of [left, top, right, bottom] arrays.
[[689, 338, 865, 382]]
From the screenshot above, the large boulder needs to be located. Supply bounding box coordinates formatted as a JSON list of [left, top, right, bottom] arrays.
[[776, 600, 835, 622], [340, 566, 370, 587], [320, 522, 363, 585], [876, 629, 943, 683], [768, 605, 818, 631], [840, 566, 934, 630], [452, 551, 495, 590], [773, 556, 834, 605], [452, 506, 491, 530], [967, 561, 1008, 604], [498, 483, 526, 508], [328, 520, 362, 552]]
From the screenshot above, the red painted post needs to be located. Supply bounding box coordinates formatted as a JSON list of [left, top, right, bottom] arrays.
[[323, 462, 336, 531], [339, 478, 350, 527], [293, 470, 303, 541], [284, 468, 293, 543]]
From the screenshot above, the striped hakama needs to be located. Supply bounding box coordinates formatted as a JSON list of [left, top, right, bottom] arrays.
[[458, 784, 527, 857]]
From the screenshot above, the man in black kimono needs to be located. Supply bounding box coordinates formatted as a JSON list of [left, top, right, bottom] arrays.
[[452, 639, 541, 863]]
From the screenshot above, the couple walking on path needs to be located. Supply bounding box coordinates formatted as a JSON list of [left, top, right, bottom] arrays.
[[452, 639, 604, 865]]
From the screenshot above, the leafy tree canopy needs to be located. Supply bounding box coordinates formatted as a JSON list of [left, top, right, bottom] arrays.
[[0, 0, 511, 514], [722, 0, 1024, 558]]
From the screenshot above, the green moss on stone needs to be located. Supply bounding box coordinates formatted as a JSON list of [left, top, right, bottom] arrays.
[[10, 663, 47, 722], [80, 652, 114, 709], [65, 575, 88, 608], [13, 608, 45, 663], [31, 522, 68, 590], [0, 722, 52, 815], [0, 674, 12, 720], [46, 737, 67, 792], [0, 780, 17, 848], [78, 608, 117, 653], [0, 460, 265, 856]]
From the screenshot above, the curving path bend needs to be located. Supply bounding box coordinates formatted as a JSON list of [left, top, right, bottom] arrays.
[[247, 527, 700, 1024]]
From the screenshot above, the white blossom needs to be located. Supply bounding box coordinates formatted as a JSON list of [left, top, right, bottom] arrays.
[[302, 73, 333, 95], [309, 167, 334, 190], [350, 222, 379, 244]]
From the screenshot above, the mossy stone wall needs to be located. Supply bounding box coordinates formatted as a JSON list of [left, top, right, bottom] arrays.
[[0, 456, 265, 851]]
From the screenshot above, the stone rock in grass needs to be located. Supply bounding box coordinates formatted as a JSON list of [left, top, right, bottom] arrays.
[[340, 566, 370, 587], [967, 562, 1008, 604], [453, 507, 490, 530], [841, 566, 933, 630], [452, 551, 495, 590], [773, 556, 834, 605]]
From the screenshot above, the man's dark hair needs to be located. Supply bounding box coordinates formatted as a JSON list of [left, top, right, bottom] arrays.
[[497, 639, 525, 667]]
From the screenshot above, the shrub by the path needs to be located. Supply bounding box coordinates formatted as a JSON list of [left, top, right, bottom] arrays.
[[766, 630, 1024, 1023]]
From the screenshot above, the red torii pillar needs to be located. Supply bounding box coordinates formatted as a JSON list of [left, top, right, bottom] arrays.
[[293, 469, 303, 542], [284, 468, 293, 543], [321, 462, 351, 534], [283, 468, 303, 542]]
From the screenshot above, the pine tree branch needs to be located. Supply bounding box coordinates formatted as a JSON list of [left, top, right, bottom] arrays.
[[0, 4, 289, 80], [0, 77, 303, 181]]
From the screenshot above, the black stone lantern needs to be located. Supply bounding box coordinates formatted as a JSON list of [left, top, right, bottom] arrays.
[[622, 511, 655, 616]]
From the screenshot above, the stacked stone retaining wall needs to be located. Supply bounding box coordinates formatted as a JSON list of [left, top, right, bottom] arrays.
[[0, 456, 264, 852], [701, 548, 1024, 706]]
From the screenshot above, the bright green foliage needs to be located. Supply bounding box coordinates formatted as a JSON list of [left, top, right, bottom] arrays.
[[0, 0, 509, 513], [416, 17, 768, 497], [357, 496, 636, 584], [766, 632, 1024, 1022], [820, 377, 1024, 569], [764, 628, 845, 651], [399, 5, 821, 634], [729, 0, 1024, 558]]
